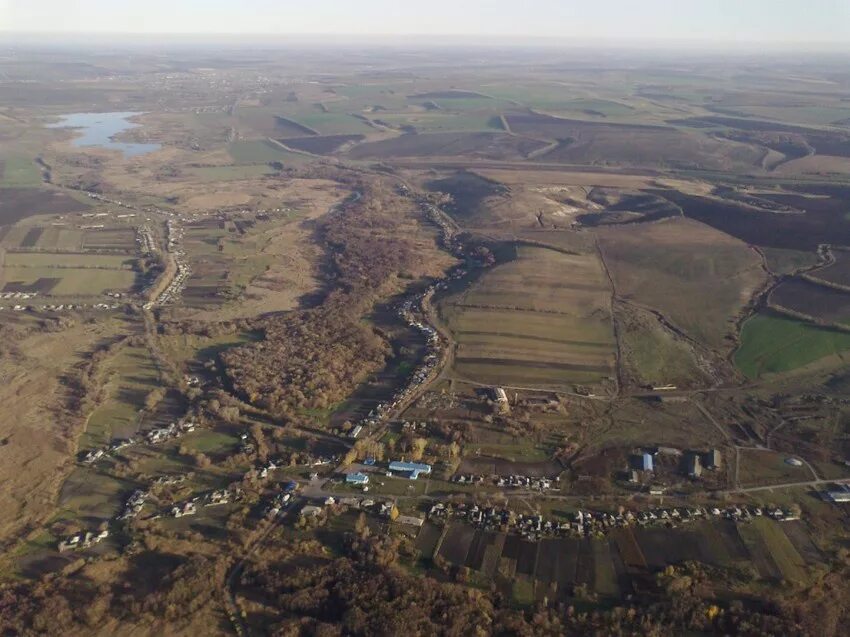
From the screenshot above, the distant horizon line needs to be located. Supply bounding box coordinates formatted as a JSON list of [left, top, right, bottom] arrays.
[[1, 31, 849, 51]]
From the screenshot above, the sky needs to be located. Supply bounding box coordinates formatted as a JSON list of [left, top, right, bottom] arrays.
[[1, 0, 849, 47]]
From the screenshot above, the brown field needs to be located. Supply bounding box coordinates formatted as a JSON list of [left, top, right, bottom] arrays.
[[441, 245, 616, 389], [280, 134, 364, 154], [598, 217, 767, 351], [770, 278, 850, 326], [503, 112, 764, 170], [809, 250, 850, 287], [775, 154, 850, 175], [0, 187, 88, 224], [82, 227, 137, 251]]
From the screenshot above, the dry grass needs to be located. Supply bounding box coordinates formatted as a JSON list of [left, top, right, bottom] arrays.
[[0, 317, 126, 545], [442, 245, 616, 389], [598, 218, 767, 352]]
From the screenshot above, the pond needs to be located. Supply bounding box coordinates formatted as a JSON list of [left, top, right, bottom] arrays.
[[48, 112, 161, 157]]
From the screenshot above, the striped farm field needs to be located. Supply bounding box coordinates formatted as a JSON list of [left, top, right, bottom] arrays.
[[441, 245, 616, 389]]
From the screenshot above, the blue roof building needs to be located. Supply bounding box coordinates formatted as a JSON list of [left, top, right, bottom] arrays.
[[640, 453, 654, 472], [388, 460, 432, 480], [345, 472, 370, 485], [283, 480, 298, 493]]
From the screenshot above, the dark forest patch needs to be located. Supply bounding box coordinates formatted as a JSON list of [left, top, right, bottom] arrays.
[[425, 170, 507, 219]]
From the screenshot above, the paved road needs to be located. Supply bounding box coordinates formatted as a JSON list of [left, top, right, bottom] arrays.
[[725, 476, 849, 495]]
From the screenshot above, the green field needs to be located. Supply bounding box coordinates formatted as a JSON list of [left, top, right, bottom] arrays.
[[378, 113, 503, 132], [179, 429, 240, 455], [283, 111, 374, 135], [0, 156, 42, 188], [735, 312, 850, 378], [561, 98, 637, 117], [227, 140, 308, 164]]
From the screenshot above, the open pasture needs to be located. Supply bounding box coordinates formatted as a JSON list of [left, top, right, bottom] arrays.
[[735, 311, 850, 378], [1, 266, 136, 295], [188, 164, 276, 182], [441, 245, 615, 389], [597, 217, 766, 351], [83, 342, 161, 449], [737, 449, 812, 487]]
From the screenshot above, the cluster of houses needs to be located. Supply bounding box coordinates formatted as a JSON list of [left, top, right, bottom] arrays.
[[299, 495, 420, 526], [146, 420, 196, 444], [171, 501, 197, 518], [136, 225, 157, 255], [264, 481, 298, 517], [0, 291, 37, 301], [144, 219, 190, 309], [2, 301, 124, 313], [342, 294, 443, 440], [154, 474, 186, 487], [58, 529, 110, 552], [452, 474, 557, 491], [81, 438, 136, 465], [428, 501, 801, 541], [82, 190, 136, 211], [118, 489, 149, 520]]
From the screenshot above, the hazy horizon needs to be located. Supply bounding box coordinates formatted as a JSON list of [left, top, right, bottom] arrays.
[[1, 0, 849, 49]]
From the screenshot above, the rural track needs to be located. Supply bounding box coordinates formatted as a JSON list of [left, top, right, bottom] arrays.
[[222, 504, 296, 636]]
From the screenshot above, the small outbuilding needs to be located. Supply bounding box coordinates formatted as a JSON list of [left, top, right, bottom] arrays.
[[687, 454, 703, 479]]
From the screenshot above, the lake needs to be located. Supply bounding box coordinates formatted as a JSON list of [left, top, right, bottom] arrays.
[[48, 112, 161, 157]]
